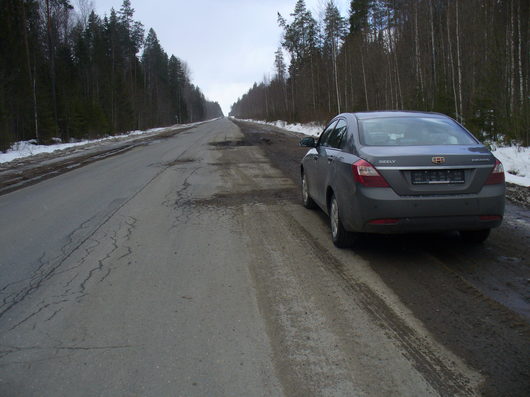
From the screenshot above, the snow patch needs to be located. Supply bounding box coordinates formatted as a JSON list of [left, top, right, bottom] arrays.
[[0, 124, 197, 164], [491, 146, 530, 187], [238, 118, 324, 137], [0, 140, 92, 163]]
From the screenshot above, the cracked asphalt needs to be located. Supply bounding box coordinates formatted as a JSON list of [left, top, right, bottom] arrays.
[[0, 119, 528, 396]]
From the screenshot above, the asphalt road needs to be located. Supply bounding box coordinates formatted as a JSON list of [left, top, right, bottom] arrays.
[[0, 119, 528, 396]]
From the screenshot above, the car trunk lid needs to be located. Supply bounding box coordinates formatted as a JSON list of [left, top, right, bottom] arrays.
[[358, 145, 496, 195]]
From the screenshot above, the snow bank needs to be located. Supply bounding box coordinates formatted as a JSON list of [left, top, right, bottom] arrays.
[[0, 124, 192, 164], [0, 139, 92, 163], [492, 146, 530, 187], [238, 118, 324, 137]]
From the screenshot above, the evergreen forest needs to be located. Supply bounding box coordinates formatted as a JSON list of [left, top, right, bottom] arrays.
[[0, 0, 223, 151], [229, 0, 529, 146]]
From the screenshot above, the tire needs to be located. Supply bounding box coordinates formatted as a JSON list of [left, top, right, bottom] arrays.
[[459, 229, 490, 243], [330, 194, 350, 248], [301, 172, 317, 209]]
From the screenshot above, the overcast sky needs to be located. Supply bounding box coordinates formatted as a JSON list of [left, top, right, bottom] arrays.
[[91, 0, 351, 116]]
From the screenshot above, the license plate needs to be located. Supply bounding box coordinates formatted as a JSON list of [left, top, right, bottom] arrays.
[[411, 170, 465, 185]]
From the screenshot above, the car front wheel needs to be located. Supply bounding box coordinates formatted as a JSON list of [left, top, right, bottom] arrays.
[[302, 172, 317, 209]]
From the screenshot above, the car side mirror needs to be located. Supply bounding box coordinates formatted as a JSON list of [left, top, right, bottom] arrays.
[[299, 137, 317, 148]]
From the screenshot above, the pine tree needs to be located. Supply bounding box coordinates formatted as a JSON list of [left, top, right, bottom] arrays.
[[1, 0, 218, 151], [323, 1, 347, 113]]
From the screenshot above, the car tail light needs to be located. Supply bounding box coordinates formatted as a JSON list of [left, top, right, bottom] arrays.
[[369, 219, 399, 224], [484, 159, 504, 185], [479, 215, 502, 221], [352, 159, 390, 187]]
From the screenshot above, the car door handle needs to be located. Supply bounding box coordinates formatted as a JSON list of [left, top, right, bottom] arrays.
[[313, 155, 319, 161], [327, 156, 334, 163]]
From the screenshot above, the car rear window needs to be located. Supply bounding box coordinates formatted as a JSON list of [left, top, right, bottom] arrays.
[[358, 117, 478, 146]]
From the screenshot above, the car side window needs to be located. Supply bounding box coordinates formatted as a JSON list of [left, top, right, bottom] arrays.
[[318, 121, 338, 147], [327, 119, 347, 149]]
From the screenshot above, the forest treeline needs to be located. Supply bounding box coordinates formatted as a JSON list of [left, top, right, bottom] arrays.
[[230, 0, 529, 145], [0, 0, 223, 151]]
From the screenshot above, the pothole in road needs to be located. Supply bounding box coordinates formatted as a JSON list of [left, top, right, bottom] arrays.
[[209, 140, 255, 148], [165, 158, 196, 166], [179, 188, 298, 208]]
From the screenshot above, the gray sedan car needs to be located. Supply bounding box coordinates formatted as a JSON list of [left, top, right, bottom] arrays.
[[300, 111, 505, 247]]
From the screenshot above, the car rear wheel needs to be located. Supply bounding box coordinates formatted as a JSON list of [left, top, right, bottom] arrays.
[[330, 194, 350, 248], [459, 229, 490, 243], [302, 172, 317, 209]]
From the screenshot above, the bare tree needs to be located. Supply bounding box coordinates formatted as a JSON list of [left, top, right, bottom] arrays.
[[75, 0, 94, 28]]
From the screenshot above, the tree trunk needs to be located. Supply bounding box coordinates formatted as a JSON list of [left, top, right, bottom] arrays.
[[388, 9, 403, 109], [360, 39, 369, 110], [291, 78, 295, 120], [509, 0, 515, 114], [455, 0, 463, 122], [439, 11, 448, 94], [310, 55, 317, 112], [429, 0, 436, 108], [414, 2, 425, 106], [516, 0, 523, 105], [33, 63, 38, 141], [447, 7, 458, 121], [343, 55, 347, 112], [45, 0, 58, 135], [20, 1, 38, 140], [347, 48, 354, 110], [331, 39, 340, 114], [264, 85, 269, 119], [387, 52, 395, 109]]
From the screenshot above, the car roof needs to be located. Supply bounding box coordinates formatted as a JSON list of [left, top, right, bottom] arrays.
[[343, 111, 448, 120]]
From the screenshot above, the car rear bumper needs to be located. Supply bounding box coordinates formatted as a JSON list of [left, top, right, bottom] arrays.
[[342, 184, 505, 233], [362, 215, 502, 233]]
